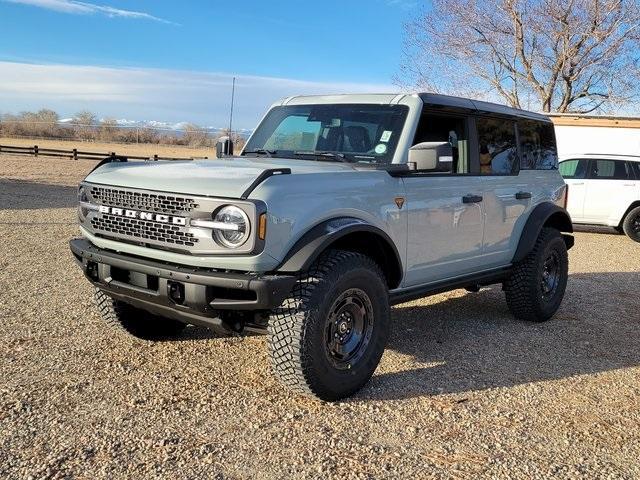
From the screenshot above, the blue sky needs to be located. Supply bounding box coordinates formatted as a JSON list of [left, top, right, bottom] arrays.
[[0, 0, 426, 128]]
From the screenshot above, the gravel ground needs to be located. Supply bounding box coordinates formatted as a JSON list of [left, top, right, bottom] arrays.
[[1, 155, 639, 479]]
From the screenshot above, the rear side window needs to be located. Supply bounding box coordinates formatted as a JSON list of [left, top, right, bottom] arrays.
[[518, 120, 558, 170], [630, 161, 640, 179], [476, 118, 519, 175], [588, 159, 632, 180], [559, 159, 588, 179]]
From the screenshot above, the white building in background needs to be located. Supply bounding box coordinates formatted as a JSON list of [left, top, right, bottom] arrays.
[[549, 114, 640, 158]]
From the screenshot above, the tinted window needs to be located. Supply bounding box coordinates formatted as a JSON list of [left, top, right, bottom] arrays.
[[476, 118, 518, 175], [412, 114, 470, 173], [559, 159, 588, 179], [588, 159, 632, 180], [630, 161, 640, 179], [518, 120, 558, 170]]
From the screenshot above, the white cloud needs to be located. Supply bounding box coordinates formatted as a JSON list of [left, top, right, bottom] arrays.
[[0, 61, 397, 129], [3, 0, 177, 24]]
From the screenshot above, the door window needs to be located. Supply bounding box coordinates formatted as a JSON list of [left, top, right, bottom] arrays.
[[559, 159, 588, 179], [412, 114, 470, 174], [588, 159, 632, 180], [518, 120, 558, 170], [476, 118, 519, 175]]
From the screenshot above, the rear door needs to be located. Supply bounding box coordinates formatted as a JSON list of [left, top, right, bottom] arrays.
[[583, 159, 636, 225], [475, 116, 530, 267], [558, 159, 589, 221]]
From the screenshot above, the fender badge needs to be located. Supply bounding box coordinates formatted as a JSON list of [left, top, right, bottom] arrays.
[[394, 197, 405, 209]]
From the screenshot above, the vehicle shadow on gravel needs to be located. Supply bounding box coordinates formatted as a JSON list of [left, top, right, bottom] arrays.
[[363, 271, 640, 401], [0, 179, 78, 210]]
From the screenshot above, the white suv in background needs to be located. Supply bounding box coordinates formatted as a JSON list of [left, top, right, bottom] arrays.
[[559, 154, 640, 242]]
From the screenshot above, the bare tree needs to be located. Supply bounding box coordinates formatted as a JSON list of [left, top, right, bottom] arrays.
[[183, 123, 210, 147], [72, 110, 97, 140], [99, 118, 119, 142], [398, 0, 640, 113]]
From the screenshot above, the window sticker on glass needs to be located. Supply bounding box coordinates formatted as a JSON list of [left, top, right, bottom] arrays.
[[380, 131, 392, 143], [375, 144, 387, 154]]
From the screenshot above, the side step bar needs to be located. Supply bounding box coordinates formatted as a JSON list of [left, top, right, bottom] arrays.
[[389, 266, 512, 305]]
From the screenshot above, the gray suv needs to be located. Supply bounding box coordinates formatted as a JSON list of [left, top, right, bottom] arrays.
[[71, 93, 574, 401]]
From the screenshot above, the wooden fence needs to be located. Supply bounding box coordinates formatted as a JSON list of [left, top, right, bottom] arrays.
[[0, 144, 207, 161]]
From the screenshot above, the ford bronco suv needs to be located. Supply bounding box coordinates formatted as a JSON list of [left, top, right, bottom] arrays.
[[70, 93, 574, 401]]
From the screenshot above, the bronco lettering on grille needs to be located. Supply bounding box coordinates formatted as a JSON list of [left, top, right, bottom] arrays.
[[98, 205, 187, 226]]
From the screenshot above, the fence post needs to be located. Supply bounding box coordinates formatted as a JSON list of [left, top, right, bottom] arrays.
[[34, 145, 38, 157], [73, 148, 77, 161]]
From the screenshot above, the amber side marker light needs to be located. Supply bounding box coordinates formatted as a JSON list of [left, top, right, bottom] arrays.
[[258, 213, 267, 240]]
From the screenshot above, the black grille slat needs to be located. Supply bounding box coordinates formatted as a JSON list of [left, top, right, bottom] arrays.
[[90, 186, 198, 215], [91, 214, 198, 246]]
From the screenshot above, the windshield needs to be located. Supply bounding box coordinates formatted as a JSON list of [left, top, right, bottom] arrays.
[[243, 104, 409, 164]]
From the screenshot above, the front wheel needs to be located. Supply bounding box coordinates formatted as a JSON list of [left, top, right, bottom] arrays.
[[622, 206, 640, 242], [504, 227, 569, 322], [268, 250, 390, 401]]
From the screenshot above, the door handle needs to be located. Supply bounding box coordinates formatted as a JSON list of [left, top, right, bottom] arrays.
[[515, 191, 532, 200], [572, 182, 585, 186], [623, 183, 635, 187], [462, 195, 483, 204]]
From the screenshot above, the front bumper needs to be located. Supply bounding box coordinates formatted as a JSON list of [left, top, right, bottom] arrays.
[[70, 238, 296, 327]]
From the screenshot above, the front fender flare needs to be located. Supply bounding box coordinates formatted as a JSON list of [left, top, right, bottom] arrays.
[[513, 202, 574, 263], [275, 217, 402, 281]]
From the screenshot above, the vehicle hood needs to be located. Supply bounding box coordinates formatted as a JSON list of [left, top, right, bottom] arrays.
[[84, 157, 358, 198]]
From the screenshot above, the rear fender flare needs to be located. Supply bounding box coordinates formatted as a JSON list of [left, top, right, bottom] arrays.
[[513, 202, 574, 263]]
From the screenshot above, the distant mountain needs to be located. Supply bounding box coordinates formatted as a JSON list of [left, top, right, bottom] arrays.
[[58, 117, 252, 138]]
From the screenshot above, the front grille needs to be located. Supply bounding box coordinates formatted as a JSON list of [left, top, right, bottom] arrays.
[[91, 214, 198, 246], [90, 186, 198, 215]]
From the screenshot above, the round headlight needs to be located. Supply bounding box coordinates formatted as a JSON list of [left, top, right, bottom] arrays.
[[212, 205, 250, 248]]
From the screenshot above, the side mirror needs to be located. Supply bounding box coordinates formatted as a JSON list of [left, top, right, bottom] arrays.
[[408, 142, 453, 171], [216, 136, 234, 158]]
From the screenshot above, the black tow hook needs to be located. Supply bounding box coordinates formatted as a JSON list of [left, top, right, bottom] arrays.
[[167, 281, 185, 305]]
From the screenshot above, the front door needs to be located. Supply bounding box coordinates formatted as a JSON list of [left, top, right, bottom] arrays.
[[402, 112, 484, 287]]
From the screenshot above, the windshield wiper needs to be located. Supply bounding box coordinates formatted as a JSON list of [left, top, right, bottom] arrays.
[[293, 150, 354, 163], [241, 149, 277, 157]]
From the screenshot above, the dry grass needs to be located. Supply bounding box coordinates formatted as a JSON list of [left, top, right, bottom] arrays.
[[0, 137, 215, 159]]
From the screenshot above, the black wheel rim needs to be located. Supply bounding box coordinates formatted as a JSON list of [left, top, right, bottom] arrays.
[[324, 288, 374, 370], [540, 251, 561, 300], [633, 215, 640, 234]]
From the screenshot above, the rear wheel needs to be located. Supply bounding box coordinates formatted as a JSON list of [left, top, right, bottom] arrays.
[[94, 288, 187, 339], [622, 206, 640, 242], [268, 250, 390, 401], [504, 227, 568, 322]]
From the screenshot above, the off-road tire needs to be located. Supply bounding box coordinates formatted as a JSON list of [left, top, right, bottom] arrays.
[[622, 206, 640, 243], [94, 288, 187, 339], [504, 227, 568, 322], [268, 250, 390, 401]]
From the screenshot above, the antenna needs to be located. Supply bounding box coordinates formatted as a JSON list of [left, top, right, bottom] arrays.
[[228, 76, 235, 139]]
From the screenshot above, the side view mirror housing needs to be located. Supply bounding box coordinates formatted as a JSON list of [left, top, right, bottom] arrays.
[[408, 142, 453, 171], [216, 136, 234, 158]]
